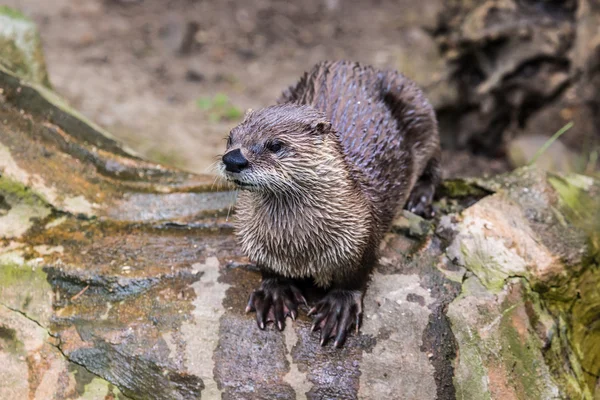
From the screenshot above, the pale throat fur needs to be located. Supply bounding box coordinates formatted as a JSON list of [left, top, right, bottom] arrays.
[[233, 132, 373, 288]]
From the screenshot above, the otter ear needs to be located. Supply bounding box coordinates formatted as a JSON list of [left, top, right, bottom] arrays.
[[243, 108, 254, 120], [311, 120, 331, 135]]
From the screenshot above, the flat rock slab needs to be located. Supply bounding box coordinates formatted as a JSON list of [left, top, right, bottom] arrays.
[[1, 212, 458, 399]]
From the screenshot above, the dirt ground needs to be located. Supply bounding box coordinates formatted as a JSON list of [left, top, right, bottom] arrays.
[[5, 0, 508, 177]]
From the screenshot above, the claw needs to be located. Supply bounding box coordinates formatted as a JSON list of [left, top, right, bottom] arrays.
[[308, 289, 363, 348], [255, 292, 271, 330], [245, 278, 304, 332], [245, 291, 256, 313], [291, 286, 308, 307], [406, 181, 436, 219]]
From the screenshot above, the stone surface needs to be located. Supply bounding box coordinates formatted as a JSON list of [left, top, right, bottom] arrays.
[[448, 278, 562, 400], [0, 304, 128, 400], [1, 10, 600, 400]]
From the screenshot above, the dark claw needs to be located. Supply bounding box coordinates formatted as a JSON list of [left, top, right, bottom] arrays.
[[309, 289, 363, 348], [274, 297, 285, 331], [284, 297, 298, 320], [311, 310, 328, 333], [320, 312, 339, 346], [254, 292, 270, 330], [246, 278, 305, 332], [245, 291, 256, 313], [334, 308, 354, 348], [406, 182, 436, 219], [290, 285, 308, 307]]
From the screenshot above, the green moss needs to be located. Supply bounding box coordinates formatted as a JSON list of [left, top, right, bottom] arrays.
[[0, 261, 53, 325], [528, 262, 599, 398], [497, 299, 550, 399], [450, 278, 575, 399], [70, 364, 128, 399], [0, 6, 29, 20], [0, 38, 29, 81], [0, 176, 49, 207], [543, 315, 593, 399], [460, 241, 510, 293], [0, 261, 47, 289], [448, 278, 493, 399], [438, 179, 491, 198], [0, 176, 52, 237], [549, 174, 600, 260], [565, 268, 600, 393], [452, 325, 491, 400]]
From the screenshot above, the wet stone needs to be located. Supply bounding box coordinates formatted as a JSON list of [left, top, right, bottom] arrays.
[[292, 324, 364, 400], [214, 315, 295, 399]]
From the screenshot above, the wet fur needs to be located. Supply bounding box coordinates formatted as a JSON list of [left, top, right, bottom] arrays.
[[220, 60, 440, 290]]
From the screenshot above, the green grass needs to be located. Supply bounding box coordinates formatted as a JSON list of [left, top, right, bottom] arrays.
[[528, 122, 574, 166], [196, 93, 243, 122]]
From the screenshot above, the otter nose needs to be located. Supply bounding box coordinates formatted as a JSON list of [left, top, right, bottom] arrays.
[[222, 149, 248, 173]]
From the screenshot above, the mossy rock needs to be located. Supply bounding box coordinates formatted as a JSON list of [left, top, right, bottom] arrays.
[[0, 6, 51, 88]]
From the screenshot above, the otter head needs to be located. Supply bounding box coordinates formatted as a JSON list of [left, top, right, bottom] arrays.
[[219, 104, 336, 194]]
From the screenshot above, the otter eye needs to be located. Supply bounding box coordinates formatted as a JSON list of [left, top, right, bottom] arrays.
[[226, 136, 232, 147], [266, 140, 283, 153]]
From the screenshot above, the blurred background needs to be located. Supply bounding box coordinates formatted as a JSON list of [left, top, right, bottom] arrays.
[[4, 0, 599, 178]]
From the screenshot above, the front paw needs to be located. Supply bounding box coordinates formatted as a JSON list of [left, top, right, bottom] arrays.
[[246, 278, 307, 331], [406, 183, 436, 218], [308, 289, 363, 348]]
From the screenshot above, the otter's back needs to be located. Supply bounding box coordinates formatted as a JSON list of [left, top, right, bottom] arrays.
[[279, 61, 438, 225]]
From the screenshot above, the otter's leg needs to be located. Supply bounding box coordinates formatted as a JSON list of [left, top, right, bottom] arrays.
[[308, 288, 363, 348], [405, 153, 441, 218], [246, 272, 307, 331]]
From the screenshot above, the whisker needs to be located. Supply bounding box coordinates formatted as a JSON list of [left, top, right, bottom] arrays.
[[204, 159, 221, 174], [211, 175, 220, 191], [226, 189, 239, 222]]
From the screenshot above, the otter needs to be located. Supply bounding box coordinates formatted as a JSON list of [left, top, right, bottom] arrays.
[[219, 60, 440, 348]]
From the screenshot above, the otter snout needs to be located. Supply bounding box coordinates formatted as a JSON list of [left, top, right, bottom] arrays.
[[222, 148, 248, 173]]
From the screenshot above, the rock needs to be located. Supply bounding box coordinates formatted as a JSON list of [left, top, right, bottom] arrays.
[[448, 278, 562, 399], [1, 21, 600, 400], [395, 28, 457, 110], [433, 0, 600, 157], [523, 84, 598, 154], [0, 6, 51, 87], [572, 0, 600, 72], [450, 169, 600, 398], [0, 304, 128, 399]]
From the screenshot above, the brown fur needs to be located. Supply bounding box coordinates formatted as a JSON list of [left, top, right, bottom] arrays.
[[219, 60, 440, 290]]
